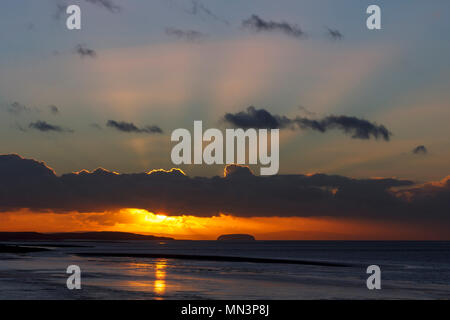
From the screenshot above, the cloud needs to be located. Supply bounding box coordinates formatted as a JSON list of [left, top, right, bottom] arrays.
[[84, 0, 121, 13], [47, 105, 59, 115], [53, 2, 68, 20], [54, 0, 120, 19], [295, 115, 392, 141], [106, 120, 163, 134], [242, 15, 305, 39], [224, 106, 392, 141], [186, 0, 229, 25], [412, 145, 428, 155], [395, 176, 450, 222], [28, 121, 72, 133], [1, 154, 449, 228], [3, 102, 31, 115], [224, 106, 291, 129], [298, 105, 316, 116], [326, 27, 343, 40], [74, 44, 97, 58], [165, 27, 208, 42], [90, 123, 103, 130], [14, 122, 28, 132], [2, 102, 60, 116], [224, 164, 254, 177]]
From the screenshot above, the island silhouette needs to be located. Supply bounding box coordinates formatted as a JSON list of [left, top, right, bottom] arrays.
[[217, 234, 256, 241]]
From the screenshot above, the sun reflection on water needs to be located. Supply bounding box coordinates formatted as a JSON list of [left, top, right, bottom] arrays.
[[124, 258, 167, 298], [153, 259, 167, 295]]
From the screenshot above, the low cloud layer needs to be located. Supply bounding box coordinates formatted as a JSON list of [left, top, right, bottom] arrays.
[[242, 15, 305, 39], [1, 155, 449, 228], [224, 106, 392, 141], [106, 120, 163, 134]]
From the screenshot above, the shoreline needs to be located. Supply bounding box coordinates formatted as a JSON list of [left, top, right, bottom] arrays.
[[75, 252, 354, 267], [0, 244, 51, 254]]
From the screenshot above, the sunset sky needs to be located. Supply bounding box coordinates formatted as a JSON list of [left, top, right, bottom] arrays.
[[0, 0, 449, 239]]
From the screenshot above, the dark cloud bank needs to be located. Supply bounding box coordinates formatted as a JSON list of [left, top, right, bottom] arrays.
[[1, 155, 449, 227], [224, 106, 392, 141]]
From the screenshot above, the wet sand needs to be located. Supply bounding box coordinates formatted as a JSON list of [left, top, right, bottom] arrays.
[[76, 252, 354, 267], [0, 244, 51, 254]]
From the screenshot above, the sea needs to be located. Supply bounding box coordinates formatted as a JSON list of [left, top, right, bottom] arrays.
[[0, 241, 449, 300]]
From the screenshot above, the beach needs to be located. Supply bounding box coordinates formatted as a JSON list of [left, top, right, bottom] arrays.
[[1, 240, 449, 300]]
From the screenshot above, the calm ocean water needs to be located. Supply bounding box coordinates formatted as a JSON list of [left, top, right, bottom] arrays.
[[0, 241, 449, 299]]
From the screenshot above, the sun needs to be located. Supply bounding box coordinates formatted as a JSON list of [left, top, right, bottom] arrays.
[[127, 209, 168, 223], [146, 214, 168, 223]]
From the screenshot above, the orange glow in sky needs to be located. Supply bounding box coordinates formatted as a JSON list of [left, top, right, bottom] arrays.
[[0, 208, 445, 240]]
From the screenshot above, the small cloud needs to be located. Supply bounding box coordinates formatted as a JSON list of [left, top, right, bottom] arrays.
[[242, 15, 305, 39], [165, 27, 208, 42], [326, 27, 343, 40], [54, 0, 120, 20], [295, 115, 392, 141], [75, 44, 97, 58], [29, 121, 72, 133], [106, 120, 163, 134], [224, 106, 289, 129], [47, 105, 59, 115], [53, 2, 68, 20], [224, 164, 254, 178], [4, 102, 31, 115], [14, 122, 27, 132], [412, 145, 428, 155], [298, 105, 316, 116], [90, 123, 103, 130], [3, 102, 60, 116], [186, 0, 229, 25], [84, 0, 121, 13]]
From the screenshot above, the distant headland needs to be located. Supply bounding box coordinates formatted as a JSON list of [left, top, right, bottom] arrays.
[[217, 234, 256, 241], [0, 231, 174, 241]]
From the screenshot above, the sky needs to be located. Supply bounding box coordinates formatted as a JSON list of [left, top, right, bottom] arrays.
[[0, 0, 449, 239]]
